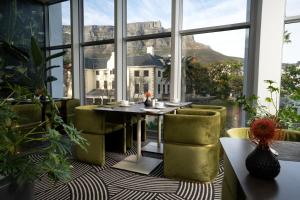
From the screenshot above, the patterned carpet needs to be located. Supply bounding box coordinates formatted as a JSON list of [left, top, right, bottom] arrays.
[[33, 148, 224, 200]]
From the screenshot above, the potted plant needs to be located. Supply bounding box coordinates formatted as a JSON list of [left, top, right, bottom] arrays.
[[237, 80, 300, 130], [0, 89, 87, 200], [0, 38, 87, 200], [245, 117, 281, 179]]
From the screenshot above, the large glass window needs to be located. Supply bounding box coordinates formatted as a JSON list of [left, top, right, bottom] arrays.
[[181, 29, 247, 128], [49, 0, 71, 46], [280, 23, 300, 121], [48, 1, 72, 98], [127, 38, 171, 102], [182, 0, 248, 30], [84, 44, 115, 105], [50, 48, 72, 98], [286, 0, 300, 17], [127, 0, 171, 36], [83, 0, 114, 42]]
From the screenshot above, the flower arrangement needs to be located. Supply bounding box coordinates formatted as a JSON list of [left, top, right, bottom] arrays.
[[250, 118, 279, 146], [145, 91, 151, 98]]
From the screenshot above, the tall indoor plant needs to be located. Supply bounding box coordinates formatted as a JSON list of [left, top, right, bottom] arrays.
[[0, 38, 87, 199]]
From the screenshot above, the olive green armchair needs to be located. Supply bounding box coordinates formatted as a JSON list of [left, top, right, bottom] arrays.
[[11, 104, 42, 132], [222, 127, 300, 200], [164, 109, 221, 182], [74, 105, 126, 166], [65, 99, 80, 124], [191, 104, 227, 136]]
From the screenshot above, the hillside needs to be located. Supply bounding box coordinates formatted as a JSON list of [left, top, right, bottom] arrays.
[[63, 21, 243, 65]]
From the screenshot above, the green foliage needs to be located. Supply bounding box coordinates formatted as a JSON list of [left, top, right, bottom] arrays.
[[237, 80, 300, 130], [281, 64, 300, 96], [0, 91, 88, 186]]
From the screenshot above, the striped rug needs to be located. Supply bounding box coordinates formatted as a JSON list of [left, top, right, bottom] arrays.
[[34, 150, 224, 200]]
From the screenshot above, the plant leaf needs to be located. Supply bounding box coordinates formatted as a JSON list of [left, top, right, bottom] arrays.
[[31, 36, 43, 66], [46, 76, 57, 83], [46, 65, 60, 71], [46, 51, 66, 62]]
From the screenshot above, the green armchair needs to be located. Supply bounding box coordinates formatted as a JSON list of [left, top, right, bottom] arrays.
[[163, 109, 221, 182], [11, 104, 42, 131], [74, 105, 126, 166], [191, 104, 227, 136], [65, 99, 80, 124]]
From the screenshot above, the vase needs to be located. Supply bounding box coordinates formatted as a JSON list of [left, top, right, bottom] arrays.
[[144, 97, 151, 107], [245, 144, 280, 179]]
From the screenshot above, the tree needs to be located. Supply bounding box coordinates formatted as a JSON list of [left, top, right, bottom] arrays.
[[209, 62, 243, 99], [281, 64, 300, 96]]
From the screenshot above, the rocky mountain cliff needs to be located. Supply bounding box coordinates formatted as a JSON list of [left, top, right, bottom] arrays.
[[63, 21, 242, 65]]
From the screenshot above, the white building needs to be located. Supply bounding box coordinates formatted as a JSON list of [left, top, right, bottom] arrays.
[[85, 47, 169, 103]]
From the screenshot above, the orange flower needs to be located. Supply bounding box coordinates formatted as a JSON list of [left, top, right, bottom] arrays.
[[145, 91, 151, 97], [250, 118, 277, 145]]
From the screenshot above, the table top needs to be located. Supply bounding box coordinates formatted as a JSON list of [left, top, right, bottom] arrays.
[[220, 137, 300, 200], [93, 102, 192, 116]]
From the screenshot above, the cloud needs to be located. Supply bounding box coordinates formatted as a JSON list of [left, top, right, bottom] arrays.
[[286, 0, 300, 17], [283, 23, 300, 63], [61, 1, 70, 25], [182, 0, 247, 29], [192, 29, 246, 58], [84, 0, 114, 25], [127, 0, 171, 28], [182, 0, 248, 58]]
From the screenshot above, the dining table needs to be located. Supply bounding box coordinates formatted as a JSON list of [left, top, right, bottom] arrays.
[[221, 137, 300, 200], [93, 102, 191, 174]]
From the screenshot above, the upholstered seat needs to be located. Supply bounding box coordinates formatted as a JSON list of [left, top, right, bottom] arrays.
[[11, 104, 42, 131], [164, 109, 221, 182], [190, 104, 227, 136], [74, 105, 126, 166]]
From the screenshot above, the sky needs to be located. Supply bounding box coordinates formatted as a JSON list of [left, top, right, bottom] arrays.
[[61, 0, 300, 63]]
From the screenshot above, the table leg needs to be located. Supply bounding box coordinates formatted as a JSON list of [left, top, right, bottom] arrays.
[[137, 116, 142, 160], [112, 114, 162, 174], [157, 115, 162, 147]]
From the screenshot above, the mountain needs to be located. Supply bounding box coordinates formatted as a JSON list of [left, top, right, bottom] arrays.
[[63, 21, 242, 65]]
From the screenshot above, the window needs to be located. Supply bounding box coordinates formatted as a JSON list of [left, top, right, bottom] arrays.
[[158, 71, 161, 77], [182, 0, 248, 30], [158, 84, 161, 94], [83, 0, 114, 42], [127, 38, 171, 102], [144, 70, 149, 77], [48, 1, 72, 98], [135, 84, 139, 94], [134, 71, 140, 77], [96, 80, 100, 89], [49, 48, 72, 98], [49, 0, 71, 46], [286, 0, 300, 17], [127, 0, 171, 36], [96, 71, 99, 75], [280, 7, 300, 130], [163, 85, 165, 94], [110, 70, 113, 75], [144, 83, 149, 93], [168, 84, 170, 94], [182, 29, 247, 128], [84, 44, 115, 104]]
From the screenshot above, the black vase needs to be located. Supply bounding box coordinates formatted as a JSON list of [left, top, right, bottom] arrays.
[[144, 98, 151, 107], [245, 145, 280, 179]]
